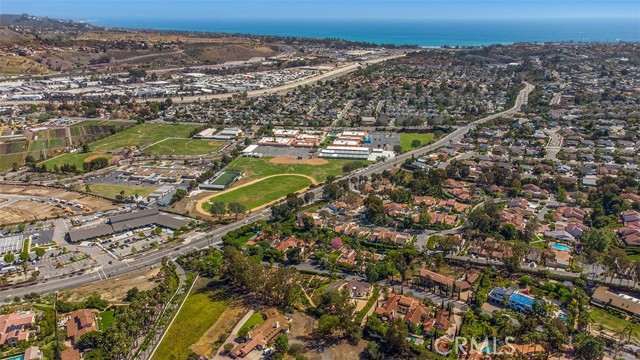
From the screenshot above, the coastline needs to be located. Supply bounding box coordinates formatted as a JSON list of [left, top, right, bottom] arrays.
[[86, 17, 640, 47]]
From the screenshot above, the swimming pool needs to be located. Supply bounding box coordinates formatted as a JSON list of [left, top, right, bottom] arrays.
[[3, 355, 24, 360], [551, 243, 571, 252]]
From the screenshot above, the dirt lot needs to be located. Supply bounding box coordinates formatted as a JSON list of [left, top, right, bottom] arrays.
[[168, 190, 216, 219], [288, 312, 369, 360], [269, 157, 328, 165], [61, 267, 161, 303], [0, 199, 67, 225], [0, 184, 117, 212]]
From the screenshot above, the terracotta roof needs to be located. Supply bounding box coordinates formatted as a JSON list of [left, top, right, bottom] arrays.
[[0, 311, 34, 345], [60, 348, 81, 360], [66, 309, 97, 341]]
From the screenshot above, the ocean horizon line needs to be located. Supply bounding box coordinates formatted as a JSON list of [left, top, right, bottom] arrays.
[[77, 17, 640, 46]]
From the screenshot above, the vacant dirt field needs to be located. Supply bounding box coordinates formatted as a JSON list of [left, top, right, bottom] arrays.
[[288, 312, 369, 360], [0, 185, 117, 212], [168, 190, 215, 219], [62, 267, 161, 303], [0, 200, 65, 225], [269, 157, 328, 165]]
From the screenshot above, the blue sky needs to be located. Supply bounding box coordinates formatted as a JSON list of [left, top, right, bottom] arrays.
[[1, 0, 638, 20]]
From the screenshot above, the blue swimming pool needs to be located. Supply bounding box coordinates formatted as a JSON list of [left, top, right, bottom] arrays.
[[3, 355, 24, 360], [551, 243, 571, 252]]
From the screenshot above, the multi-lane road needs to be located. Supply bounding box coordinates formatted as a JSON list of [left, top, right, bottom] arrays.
[[0, 82, 534, 302], [0, 53, 405, 107]]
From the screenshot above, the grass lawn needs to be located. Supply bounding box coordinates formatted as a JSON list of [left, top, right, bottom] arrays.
[[78, 184, 157, 200], [400, 133, 435, 152], [143, 138, 224, 156], [237, 312, 265, 336], [41, 152, 115, 172], [203, 175, 312, 211], [91, 123, 201, 152], [226, 157, 367, 183], [98, 310, 115, 330], [531, 240, 548, 249], [591, 308, 640, 338], [152, 279, 229, 360], [626, 248, 640, 261]]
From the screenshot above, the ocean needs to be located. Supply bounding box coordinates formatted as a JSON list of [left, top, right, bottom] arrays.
[[92, 18, 640, 46]]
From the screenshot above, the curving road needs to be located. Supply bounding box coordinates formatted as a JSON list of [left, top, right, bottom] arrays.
[[0, 82, 534, 303]]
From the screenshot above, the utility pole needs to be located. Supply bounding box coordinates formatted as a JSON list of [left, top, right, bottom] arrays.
[[54, 291, 60, 360]]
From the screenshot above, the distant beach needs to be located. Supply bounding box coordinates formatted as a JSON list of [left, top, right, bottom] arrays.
[[91, 18, 640, 46]]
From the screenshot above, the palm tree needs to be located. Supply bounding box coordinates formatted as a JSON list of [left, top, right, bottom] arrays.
[[21, 261, 29, 281]]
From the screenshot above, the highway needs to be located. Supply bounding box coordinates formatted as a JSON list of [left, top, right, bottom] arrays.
[[0, 82, 534, 302], [0, 53, 404, 106]]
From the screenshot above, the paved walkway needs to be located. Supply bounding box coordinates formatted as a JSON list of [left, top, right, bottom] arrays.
[[213, 309, 255, 360], [361, 292, 382, 326]]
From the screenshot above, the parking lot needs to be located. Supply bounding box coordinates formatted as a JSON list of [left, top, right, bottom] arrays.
[[368, 131, 400, 150], [99, 228, 170, 259], [19, 249, 97, 280], [250, 145, 316, 158]]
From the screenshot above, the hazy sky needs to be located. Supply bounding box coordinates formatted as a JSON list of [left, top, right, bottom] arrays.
[[1, 0, 639, 20]]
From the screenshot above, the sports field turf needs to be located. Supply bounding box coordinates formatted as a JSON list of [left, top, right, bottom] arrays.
[[41, 153, 115, 171], [400, 133, 435, 152], [91, 123, 202, 152], [152, 279, 229, 360], [203, 175, 313, 211], [142, 138, 224, 156], [226, 157, 367, 183], [211, 171, 241, 186]]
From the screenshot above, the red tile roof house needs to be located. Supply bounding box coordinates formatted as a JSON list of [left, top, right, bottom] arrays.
[[231, 308, 289, 358], [375, 293, 431, 332], [554, 206, 586, 222], [422, 309, 452, 334], [384, 202, 410, 217], [619, 226, 640, 247], [271, 236, 299, 253], [60, 348, 81, 360], [338, 246, 357, 266], [416, 269, 470, 298], [0, 311, 35, 346], [621, 193, 640, 203], [521, 184, 550, 199], [66, 309, 97, 343], [507, 198, 536, 214], [500, 210, 526, 231], [412, 196, 436, 207]]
